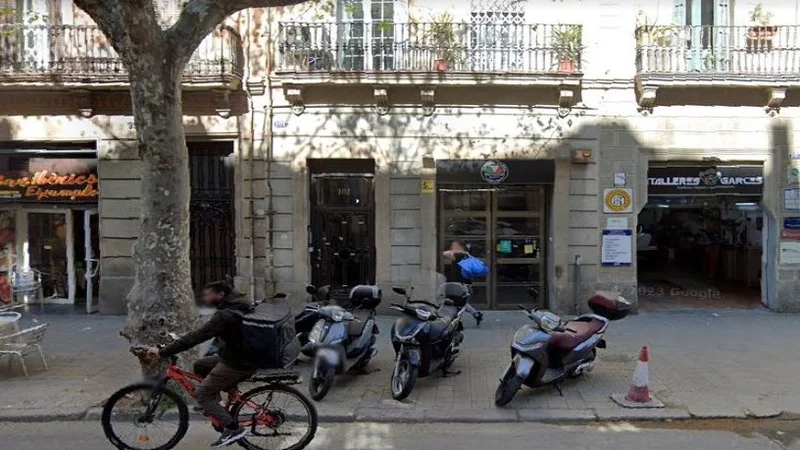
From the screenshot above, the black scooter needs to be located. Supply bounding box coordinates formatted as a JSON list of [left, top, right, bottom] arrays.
[[389, 282, 469, 401], [495, 289, 631, 406]]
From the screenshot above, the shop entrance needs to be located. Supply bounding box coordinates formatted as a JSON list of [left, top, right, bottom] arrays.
[[308, 159, 376, 293], [435, 159, 554, 310], [0, 150, 99, 311], [637, 164, 764, 310], [439, 186, 546, 309]]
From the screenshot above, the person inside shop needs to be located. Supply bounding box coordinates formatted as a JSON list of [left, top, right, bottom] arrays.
[[442, 240, 485, 326], [702, 217, 723, 280]]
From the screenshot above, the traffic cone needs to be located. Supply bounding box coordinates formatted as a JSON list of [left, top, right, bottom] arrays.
[[611, 345, 664, 408]]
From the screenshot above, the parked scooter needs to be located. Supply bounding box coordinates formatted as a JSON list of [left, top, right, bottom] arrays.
[[305, 285, 381, 401], [389, 275, 469, 401], [296, 285, 331, 357], [495, 289, 631, 406]]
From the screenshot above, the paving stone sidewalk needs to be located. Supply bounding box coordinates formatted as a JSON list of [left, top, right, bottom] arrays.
[[1, 307, 798, 423]]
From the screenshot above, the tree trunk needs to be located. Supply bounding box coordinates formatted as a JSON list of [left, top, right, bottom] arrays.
[[121, 50, 199, 375]]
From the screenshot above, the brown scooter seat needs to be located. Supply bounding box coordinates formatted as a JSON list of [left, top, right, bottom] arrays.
[[550, 319, 604, 352]]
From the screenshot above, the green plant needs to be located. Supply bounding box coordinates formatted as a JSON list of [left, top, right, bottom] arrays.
[[552, 25, 582, 61], [428, 11, 460, 62], [750, 3, 773, 26]]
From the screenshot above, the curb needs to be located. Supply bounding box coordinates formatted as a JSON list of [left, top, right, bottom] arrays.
[[2, 406, 783, 424]]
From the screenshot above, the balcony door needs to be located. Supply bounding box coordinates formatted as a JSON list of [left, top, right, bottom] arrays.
[[338, 0, 402, 71], [675, 0, 730, 72], [469, 0, 526, 72]]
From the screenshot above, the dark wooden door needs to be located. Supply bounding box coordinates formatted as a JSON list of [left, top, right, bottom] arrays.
[[188, 142, 235, 296], [309, 175, 375, 289]]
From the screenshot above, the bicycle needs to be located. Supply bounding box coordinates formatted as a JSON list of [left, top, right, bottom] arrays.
[[101, 344, 318, 450]]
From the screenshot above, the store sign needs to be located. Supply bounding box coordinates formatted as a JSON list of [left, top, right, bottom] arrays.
[[0, 158, 98, 203], [603, 188, 633, 214], [647, 166, 763, 195], [480, 160, 509, 185]]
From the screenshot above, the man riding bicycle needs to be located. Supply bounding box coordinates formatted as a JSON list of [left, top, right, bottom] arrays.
[[147, 281, 254, 448]]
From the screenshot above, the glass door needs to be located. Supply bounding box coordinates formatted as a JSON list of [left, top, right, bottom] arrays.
[[440, 188, 490, 307], [440, 186, 547, 309], [492, 188, 545, 307], [84, 210, 99, 313], [27, 211, 70, 301]]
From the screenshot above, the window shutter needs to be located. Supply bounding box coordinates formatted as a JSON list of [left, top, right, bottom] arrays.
[[714, 0, 730, 26], [155, 0, 182, 27], [673, 0, 687, 26]]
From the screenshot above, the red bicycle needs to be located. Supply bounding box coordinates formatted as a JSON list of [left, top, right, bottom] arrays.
[[101, 345, 317, 450]]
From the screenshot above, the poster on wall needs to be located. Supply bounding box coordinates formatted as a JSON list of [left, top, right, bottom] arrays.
[[601, 229, 633, 266], [0, 157, 98, 203], [779, 241, 800, 264]]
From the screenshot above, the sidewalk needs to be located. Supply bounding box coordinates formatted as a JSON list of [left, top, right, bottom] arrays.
[[1, 307, 798, 423]]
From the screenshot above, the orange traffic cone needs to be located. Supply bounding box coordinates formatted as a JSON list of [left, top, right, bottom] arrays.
[[611, 346, 664, 408]]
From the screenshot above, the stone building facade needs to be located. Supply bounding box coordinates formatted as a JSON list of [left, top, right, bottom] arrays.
[[1, 0, 799, 314]]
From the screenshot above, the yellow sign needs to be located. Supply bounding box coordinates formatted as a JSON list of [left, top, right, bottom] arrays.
[[421, 180, 435, 193], [603, 188, 633, 214]]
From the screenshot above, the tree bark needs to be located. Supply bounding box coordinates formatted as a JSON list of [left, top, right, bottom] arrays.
[[117, 6, 198, 374], [71, 0, 313, 375]]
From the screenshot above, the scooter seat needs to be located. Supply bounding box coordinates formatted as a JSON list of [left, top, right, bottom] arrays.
[[347, 309, 372, 337], [550, 319, 604, 352]]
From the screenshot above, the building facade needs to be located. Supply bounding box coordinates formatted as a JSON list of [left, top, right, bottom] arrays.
[[1, 0, 799, 314]]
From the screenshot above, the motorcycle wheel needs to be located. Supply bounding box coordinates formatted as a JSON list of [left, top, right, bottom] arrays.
[[309, 364, 335, 401], [495, 370, 523, 407], [391, 358, 418, 401]]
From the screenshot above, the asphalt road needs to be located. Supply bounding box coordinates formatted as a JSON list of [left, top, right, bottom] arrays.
[[0, 421, 791, 450]]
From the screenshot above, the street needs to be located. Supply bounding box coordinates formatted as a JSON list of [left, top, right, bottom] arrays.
[[0, 420, 794, 450]]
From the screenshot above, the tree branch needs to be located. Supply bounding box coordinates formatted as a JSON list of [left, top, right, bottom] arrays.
[[72, 0, 130, 59], [167, 0, 311, 63]]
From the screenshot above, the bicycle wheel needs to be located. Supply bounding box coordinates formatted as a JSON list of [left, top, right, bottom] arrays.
[[101, 382, 189, 450], [232, 384, 318, 450]]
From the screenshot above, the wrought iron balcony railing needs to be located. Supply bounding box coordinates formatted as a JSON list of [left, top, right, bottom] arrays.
[[276, 21, 583, 75], [0, 24, 243, 86], [636, 24, 800, 76]]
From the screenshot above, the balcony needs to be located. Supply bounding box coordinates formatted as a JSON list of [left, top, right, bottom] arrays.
[[635, 24, 800, 113], [0, 25, 243, 89], [274, 21, 583, 86]]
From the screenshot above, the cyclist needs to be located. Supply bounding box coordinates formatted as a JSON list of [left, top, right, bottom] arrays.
[[147, 281, 255, 448], [442, 240, 484, 325]]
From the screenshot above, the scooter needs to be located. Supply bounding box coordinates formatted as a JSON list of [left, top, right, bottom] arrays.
[[389, 282, 469, 401], [306, 285, 381, 401], [296, 285, 331, 357], [495, 289, 631, 406]]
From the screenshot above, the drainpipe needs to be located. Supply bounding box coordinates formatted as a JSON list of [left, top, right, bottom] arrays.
[[265, 8, 276, 297], [573, 254, 582, 315], [246, 9, 257, 301]]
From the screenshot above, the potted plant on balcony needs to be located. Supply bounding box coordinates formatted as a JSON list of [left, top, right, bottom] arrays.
[[552, 25, 582, 73], [429, 12, 459, 71], [747, 3, 777, 52]]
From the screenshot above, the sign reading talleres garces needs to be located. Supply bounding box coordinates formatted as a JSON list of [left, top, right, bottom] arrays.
[[647, 165, 763, 196], [0, 158, 98, 203]]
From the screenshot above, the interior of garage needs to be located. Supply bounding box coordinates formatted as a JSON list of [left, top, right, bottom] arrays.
[[637, 165, 764, 310]]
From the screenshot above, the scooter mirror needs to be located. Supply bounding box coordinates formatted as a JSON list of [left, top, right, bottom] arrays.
[[305, 285, 317, 295], [392, 287, 407, 296], [273, 293, 287, 299]]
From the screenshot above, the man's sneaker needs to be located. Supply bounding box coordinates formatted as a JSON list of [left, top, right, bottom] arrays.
[[210, 427, 247, 448]]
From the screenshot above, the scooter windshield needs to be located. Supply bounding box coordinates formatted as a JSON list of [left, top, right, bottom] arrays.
[[405, 270, 448, 306]]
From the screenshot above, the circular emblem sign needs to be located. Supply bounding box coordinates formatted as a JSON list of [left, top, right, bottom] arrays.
[[604, 188, 633, 213], [480, 160, 509, 185]]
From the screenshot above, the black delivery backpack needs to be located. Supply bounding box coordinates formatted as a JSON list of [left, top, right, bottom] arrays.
[[238, 303, 300, 369]]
